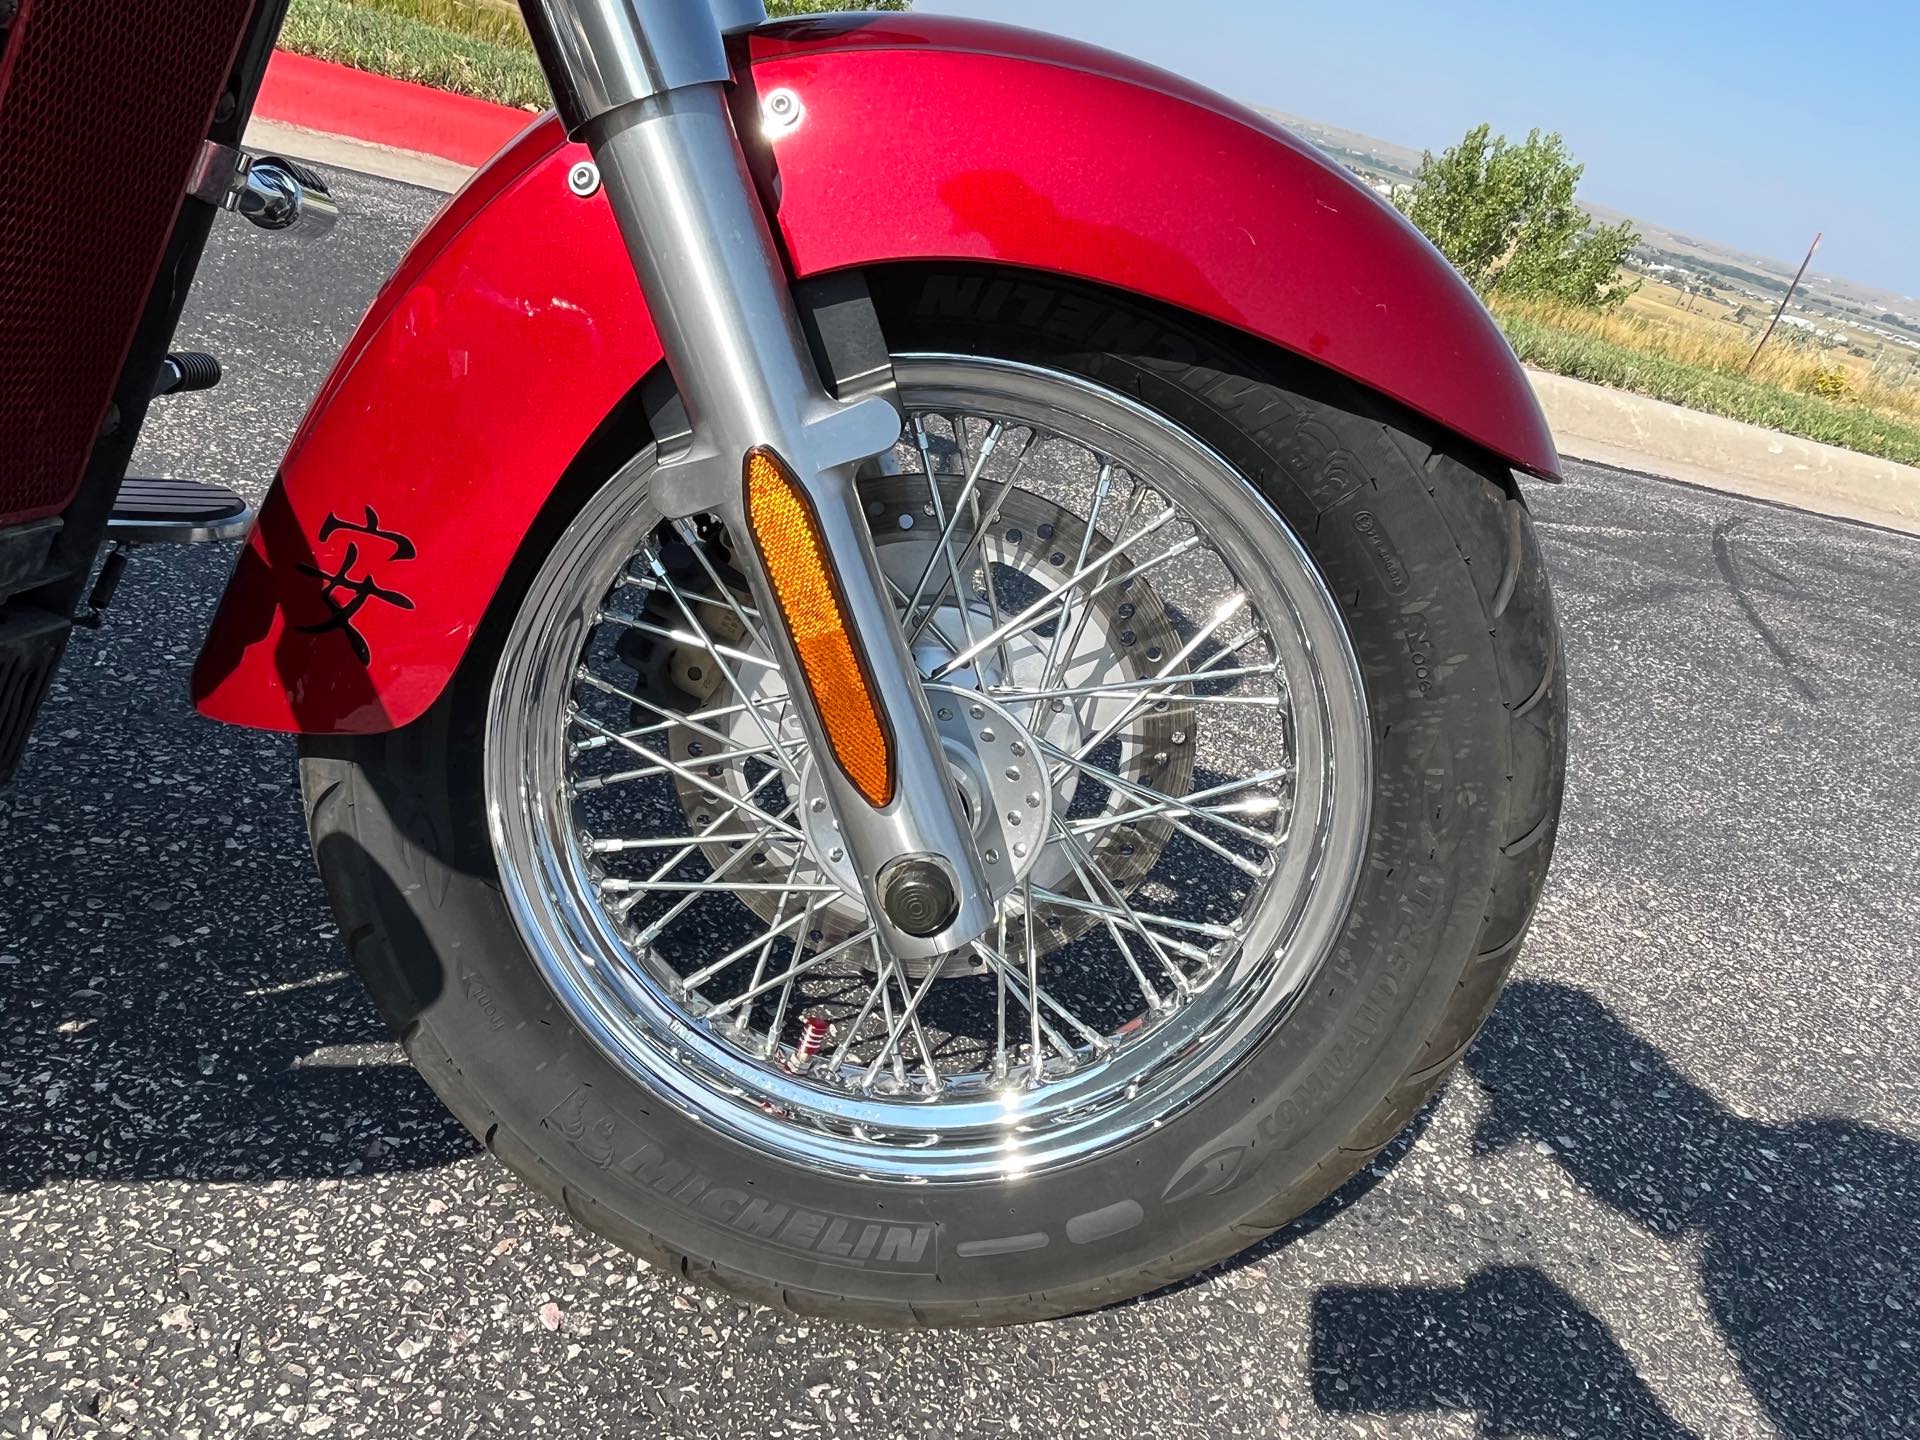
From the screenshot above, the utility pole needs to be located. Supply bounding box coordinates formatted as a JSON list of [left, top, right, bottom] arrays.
[[1745, 231, 1821, 373]]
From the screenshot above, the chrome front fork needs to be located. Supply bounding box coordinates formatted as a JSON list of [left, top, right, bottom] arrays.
[[519, 0, 994, 961]]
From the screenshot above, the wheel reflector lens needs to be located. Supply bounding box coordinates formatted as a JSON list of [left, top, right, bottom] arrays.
[[744, 448, 895, 808]]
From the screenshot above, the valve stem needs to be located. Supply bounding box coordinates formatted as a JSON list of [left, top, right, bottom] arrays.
[[787, 1012, 832, 1073]]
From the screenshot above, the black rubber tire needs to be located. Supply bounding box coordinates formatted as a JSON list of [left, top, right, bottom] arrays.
[[299, 268, 1566, 1327]]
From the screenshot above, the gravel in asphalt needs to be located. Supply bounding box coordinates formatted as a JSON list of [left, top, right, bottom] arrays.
[[2, 166, 1915, 1440]]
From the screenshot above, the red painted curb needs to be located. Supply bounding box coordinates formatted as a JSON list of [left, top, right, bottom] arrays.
[[257, 51, 533, 169]]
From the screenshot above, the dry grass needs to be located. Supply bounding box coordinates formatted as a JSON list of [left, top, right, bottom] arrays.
[[1492, 296, 1920, 466], [1493, 295, 1920, 424]]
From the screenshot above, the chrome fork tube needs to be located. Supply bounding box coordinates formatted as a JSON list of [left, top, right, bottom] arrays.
[[519, 0, 994, 960]]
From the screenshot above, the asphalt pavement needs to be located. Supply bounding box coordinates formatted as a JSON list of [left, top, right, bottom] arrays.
[[2, 167, 1916, 1440]]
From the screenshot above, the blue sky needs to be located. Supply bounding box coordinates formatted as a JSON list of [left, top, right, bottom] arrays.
[[917, 0, 1918, 299]]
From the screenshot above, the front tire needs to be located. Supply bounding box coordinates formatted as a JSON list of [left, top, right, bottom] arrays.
[[301, 271, 1564, 1325]]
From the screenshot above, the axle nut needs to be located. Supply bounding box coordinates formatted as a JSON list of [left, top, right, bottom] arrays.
[[880, 856, 959, 938]]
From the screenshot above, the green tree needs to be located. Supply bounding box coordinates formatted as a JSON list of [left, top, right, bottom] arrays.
[[1395, 124, 1640, 309]]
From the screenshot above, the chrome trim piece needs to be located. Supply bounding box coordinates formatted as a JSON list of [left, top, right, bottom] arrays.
[[191, 145, 340, 237], [105, 509, 253, 545], [232, 156, 338, 236], [186, 139, 241, 204]]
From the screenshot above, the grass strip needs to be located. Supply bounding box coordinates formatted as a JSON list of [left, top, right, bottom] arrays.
[[280, 0, 550, 109]]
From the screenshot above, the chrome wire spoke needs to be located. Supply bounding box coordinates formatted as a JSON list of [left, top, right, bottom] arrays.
[[1043, 744, 1288, 852], [926, 505, 1187, 681], [640, 546, 795, 767], [669, 519, 780, 657], [904, 430, 1038, 653], [596, 610, 780, 674], [1026, 460, 1115, 728], [990, 661, 1279, 704], [733, 848, 813, 1040], [967, 937, 1091, 1074], [622, 801, 796, 935], [864, 954, 947, 1092], [1029, 884, 1236, 948], [898, 417, 1004, 631], [701, 923, 880, 1019], [569, 712, 805, 842], [912, 416, 985, 655], [1066, 765, 1292, 840], [1049, 816, 1194, 1001], [1061, 598, 1251, 769]]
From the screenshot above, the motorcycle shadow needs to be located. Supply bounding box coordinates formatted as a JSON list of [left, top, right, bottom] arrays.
[[0, 762, 476, 1193], [1308, 980, 1920, 1440]]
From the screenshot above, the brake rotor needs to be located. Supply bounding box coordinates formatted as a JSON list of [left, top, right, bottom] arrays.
[[644, 476, 1196, 970]]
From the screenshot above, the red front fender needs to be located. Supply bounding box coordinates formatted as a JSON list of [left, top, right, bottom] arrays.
[[192, 14, 1557, 735]]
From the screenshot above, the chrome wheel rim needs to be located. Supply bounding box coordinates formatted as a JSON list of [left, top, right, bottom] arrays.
[[486, 354, 1371, 1183]]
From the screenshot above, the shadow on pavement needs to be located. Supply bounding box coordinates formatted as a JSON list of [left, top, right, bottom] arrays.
[[0, 950, 476, 1190], [1314, 1265, 1702, 1439], [1311, 980, 1918, 1439], [0, 759, 476, 1191]]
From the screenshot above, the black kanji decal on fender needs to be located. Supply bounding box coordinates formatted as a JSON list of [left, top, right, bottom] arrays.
[[295, 505, 417, 664]]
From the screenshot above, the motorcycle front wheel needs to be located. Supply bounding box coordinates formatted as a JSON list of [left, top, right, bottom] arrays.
[[300, 270, 1565, 1325]]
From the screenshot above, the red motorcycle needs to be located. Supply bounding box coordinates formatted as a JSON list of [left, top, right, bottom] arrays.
[[1, 0, 1564, 1323]]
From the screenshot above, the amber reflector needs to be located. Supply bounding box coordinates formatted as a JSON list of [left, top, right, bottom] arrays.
[[744, 448, 895, 808]]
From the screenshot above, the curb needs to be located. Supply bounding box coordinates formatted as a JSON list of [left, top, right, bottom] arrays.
[[1529, 369, 1920, 536], [256, 50, 530, 171]]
